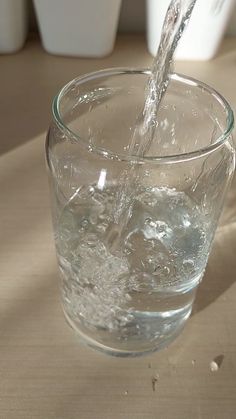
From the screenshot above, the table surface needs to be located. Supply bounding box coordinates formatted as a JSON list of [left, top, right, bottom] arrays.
[[0, 35, 236, 419]]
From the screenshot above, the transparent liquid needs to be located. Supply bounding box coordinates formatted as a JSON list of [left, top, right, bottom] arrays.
[[57, 185, 210, 355], [107, 0, 197, 247]]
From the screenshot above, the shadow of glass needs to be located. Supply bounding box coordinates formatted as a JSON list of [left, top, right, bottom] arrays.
[[193, 174, 236, 314]]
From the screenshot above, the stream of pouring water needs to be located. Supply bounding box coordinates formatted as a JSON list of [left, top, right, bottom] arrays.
[[106, 0, 197, 250]]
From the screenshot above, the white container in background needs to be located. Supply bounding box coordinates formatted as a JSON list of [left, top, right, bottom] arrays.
[[0, 0, 28, 53], [147, 0, 236, 60], [33, 0, 122, 57]]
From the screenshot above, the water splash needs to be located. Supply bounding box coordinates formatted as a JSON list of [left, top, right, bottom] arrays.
[[106, 0, 197, 250]]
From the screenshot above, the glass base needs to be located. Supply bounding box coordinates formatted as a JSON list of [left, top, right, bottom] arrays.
[[63, 307, 190, 357]]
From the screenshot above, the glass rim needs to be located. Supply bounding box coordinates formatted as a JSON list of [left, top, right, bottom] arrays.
[[52, 67, 234, 164]]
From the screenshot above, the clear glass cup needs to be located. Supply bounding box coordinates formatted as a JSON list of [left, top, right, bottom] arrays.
[[46, 68, 235, 357]]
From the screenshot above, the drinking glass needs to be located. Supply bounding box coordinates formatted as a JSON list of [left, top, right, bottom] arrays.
[[46, 68, 235, 356]]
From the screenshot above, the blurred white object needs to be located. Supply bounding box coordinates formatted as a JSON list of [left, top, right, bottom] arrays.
[[0, 0, 28, 53], [147, 0, 236, 60], [33, 0, 122, 57]]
